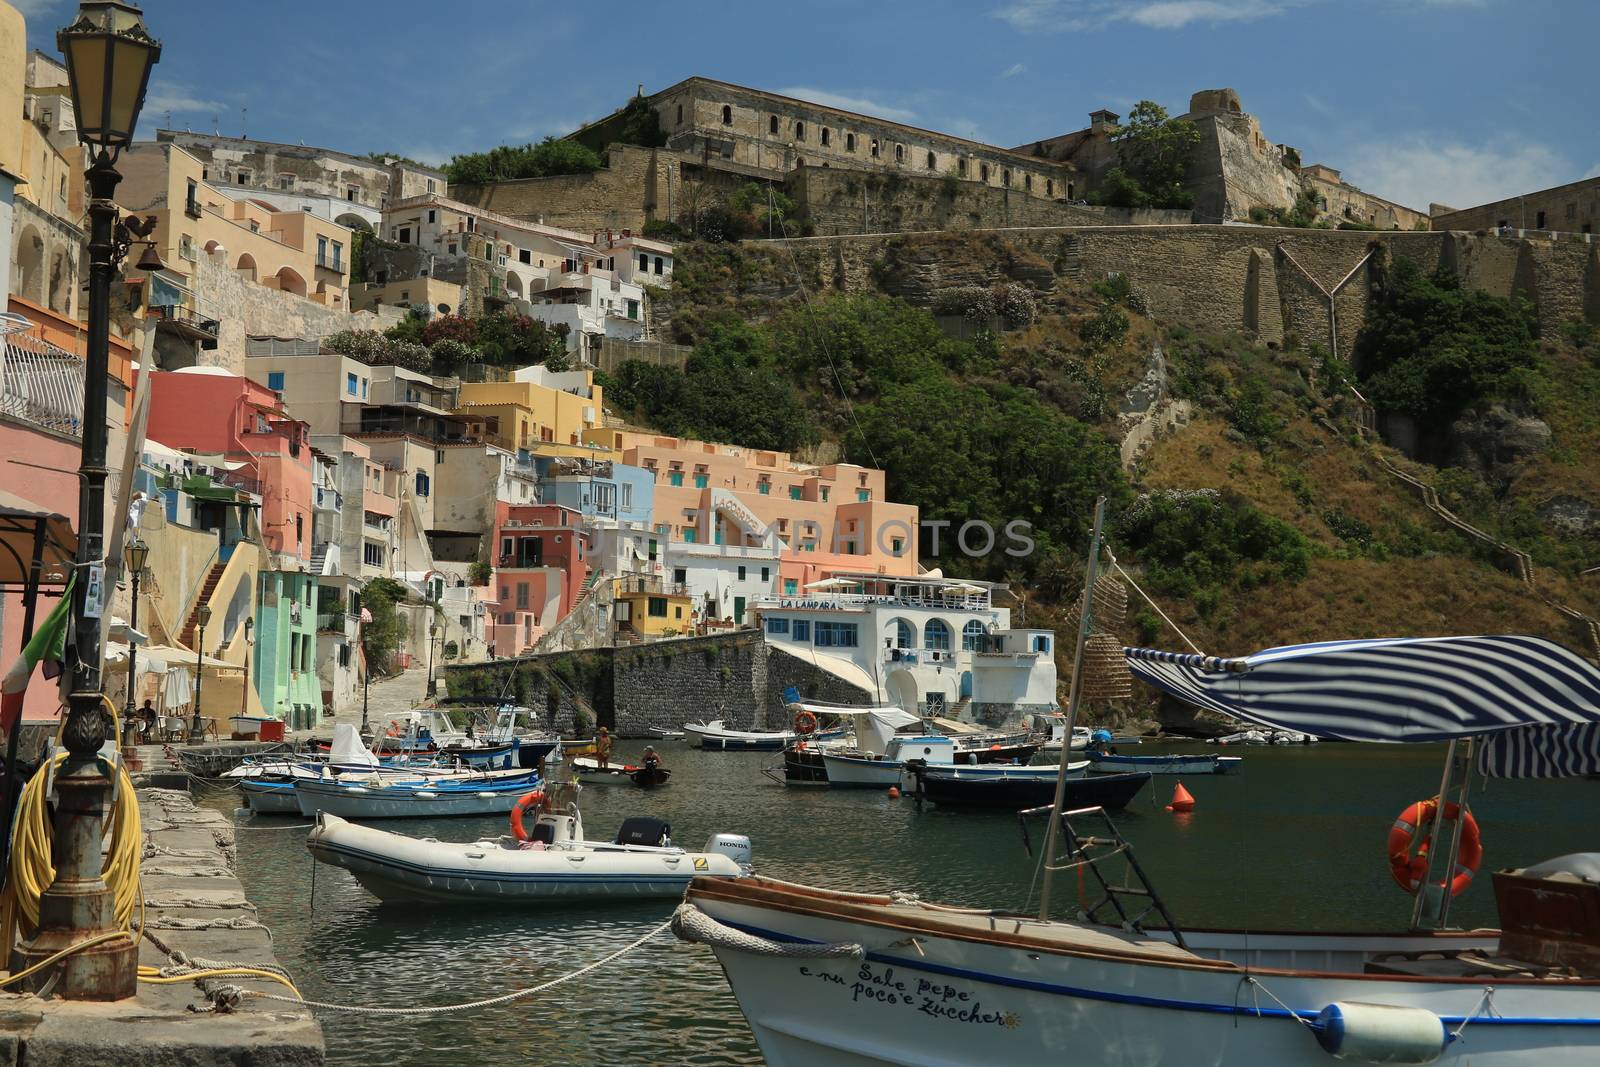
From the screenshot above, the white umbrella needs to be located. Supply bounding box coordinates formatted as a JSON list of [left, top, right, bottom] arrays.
[[944, 583, 987, 595], [803, 577, 856, 590]]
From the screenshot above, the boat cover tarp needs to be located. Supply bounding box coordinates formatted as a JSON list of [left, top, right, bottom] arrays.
[[1124, 636, 1600, 777]]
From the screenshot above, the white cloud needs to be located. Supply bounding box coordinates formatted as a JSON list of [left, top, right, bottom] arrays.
[[994, 0, 1284, 31], [774, 88, 917, 123], [1123, 0, 1280, 28], [999, 63, 1028, 79], [144, 80, 224, 118], [10, 0, 65, 18], [1342, 135, 1575, 212]]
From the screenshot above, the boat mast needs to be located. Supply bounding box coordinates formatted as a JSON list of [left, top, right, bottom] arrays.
[[1038, 496, 1106, 921]]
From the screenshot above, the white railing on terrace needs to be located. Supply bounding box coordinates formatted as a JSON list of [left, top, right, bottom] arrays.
[[756, 590, 991, 612], [1, 317, 85, 437]]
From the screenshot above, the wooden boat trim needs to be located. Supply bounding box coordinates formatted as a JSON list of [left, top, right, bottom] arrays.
[[686, 877, 1600, 987]]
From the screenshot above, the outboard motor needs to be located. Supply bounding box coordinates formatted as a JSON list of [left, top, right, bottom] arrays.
[[614, 817, 672, 847], [704, 833, 753, 871]]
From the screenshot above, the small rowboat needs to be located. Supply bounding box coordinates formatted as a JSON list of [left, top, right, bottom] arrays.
[[1087, 752, 1241, 775], [292, 768, 542, 819], [572, 756, 673, 788]]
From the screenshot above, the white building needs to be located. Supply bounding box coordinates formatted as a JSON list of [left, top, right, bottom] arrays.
[[754, 573, 1057, 723]]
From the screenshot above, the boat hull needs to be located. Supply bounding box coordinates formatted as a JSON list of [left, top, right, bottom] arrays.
[[240, 778, 302, 814], [783, 746, 831, 786], [685, 879, 1600, 1066], [444, 739, 558, 770], [1088, 752, 1240, 775], [916, 770, 1150, 810], [292, 773, 541, 819], [306, 814, 742, 904], [820, 754, 906, 789]]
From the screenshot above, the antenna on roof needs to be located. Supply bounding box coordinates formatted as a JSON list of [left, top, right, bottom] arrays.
[[164, 110, 171, 129], [241, 106, 248, 140], [212, 115, 219, 135]]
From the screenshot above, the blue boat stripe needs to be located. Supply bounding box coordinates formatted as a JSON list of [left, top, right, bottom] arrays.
[[713, 918, 1600, 1028], [313, 840, 698, 886]]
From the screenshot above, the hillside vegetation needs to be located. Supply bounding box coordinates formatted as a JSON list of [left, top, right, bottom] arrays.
[[601, 233, 1600, 709]]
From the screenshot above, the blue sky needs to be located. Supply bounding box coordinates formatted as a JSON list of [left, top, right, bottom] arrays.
[[16, 0, 1597, 211]]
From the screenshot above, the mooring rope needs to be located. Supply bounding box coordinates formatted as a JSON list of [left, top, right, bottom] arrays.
[[208, 916, 676, 1016]]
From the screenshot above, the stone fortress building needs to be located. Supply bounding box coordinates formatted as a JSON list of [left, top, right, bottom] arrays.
[[454, 80, 1428, 239]]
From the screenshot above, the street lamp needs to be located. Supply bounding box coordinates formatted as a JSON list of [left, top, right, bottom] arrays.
[[426, 622, 440, 698], [16, 1, 160, 1000], [120, 537, 148, 749], [359, 614, 371, 743], [190, 602, 210, 743]]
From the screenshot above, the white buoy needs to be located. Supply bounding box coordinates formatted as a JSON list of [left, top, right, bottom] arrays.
[[1313, 1002, 1450, 1064]]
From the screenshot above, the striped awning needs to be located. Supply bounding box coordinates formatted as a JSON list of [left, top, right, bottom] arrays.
[[1124, 635, 1600, 757]]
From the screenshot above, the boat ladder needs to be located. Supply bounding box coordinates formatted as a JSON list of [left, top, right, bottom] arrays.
[[1018, 804, 1189, 949]]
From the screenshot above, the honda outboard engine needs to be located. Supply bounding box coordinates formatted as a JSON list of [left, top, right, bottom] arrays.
[[705, 833, 753, 871]]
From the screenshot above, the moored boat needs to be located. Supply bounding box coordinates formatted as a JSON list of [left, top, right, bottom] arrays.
[[1087, 751, 1241, 775], [571, 756, 673, 788], [292, 768, 542, 819], [911, 765, 1148, 810], [307, 783, 751, 904]]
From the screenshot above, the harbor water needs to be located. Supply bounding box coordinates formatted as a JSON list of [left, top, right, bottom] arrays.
[[205, 740, 1597, 1066]]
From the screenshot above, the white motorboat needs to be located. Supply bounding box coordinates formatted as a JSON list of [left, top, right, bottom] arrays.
[[675, 633, 1600, 1066], [238, 776, 302, 814], [685, 719, 813, 751], [1030, 713, 1092, 753], [307, 785, 751, 903], [1087, 751, 1242, 775]]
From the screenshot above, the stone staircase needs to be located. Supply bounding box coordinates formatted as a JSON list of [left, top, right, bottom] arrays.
[[949, 696, 973, 719], [308, 542, 331, 576], [1053, 234, 1084, 279], [178, 561, 227, 649]]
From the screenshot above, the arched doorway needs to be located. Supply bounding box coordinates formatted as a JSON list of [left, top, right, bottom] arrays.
[[887, 669, 919, 714], [334, 213, 372, 233], [14, 225, 44, 305], [959, 670, 973, 699], [274, 267, 307, 297], [235, 253, 258, 281]]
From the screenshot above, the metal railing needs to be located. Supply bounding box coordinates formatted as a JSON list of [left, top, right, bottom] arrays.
[[214, 469, 263, 496], [1, 324, 85, 437]]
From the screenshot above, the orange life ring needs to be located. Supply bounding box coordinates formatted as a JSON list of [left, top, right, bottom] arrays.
[[793, 710, 818, 736], [1388, 796, 1482, 898], [510, 789, 548, 842]]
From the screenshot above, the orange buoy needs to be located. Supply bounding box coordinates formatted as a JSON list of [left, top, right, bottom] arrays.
[[887, 786, 901, 799], [989, 743, 1002, 751], [1166, 782, 1196, 813]]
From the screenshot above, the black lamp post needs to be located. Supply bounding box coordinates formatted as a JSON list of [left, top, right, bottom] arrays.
[[426, 622, 440, 698], [190, 602, 210, 742], [359, 615, 371, 742], [121, 537, 148, 748], [17, 0, 160, 1000]]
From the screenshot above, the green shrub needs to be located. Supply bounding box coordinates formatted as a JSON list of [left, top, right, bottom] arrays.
[[446, 138, 602, 185]]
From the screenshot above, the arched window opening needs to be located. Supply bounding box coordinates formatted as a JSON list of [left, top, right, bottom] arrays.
[[870, 139, 880, 159], [769, 115, 778, 135], [958, 159, 967, 176], [894, 143, 904, 163], [1003, 168, 1011, 187], [846, 132, 856, 152], [962, 621, 986, 651], [925, 619, 951, 652], [821, 128, 830, 147], [795, 121, 805, 141], [980, 163, 989, 182], [893, 619, 914, 649], [926, 151, 936, 170], [721, 105, 732, 125]]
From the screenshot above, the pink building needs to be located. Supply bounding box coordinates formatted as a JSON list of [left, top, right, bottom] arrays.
[[486, 503, 591, 656], [145, 368, 312, 566]]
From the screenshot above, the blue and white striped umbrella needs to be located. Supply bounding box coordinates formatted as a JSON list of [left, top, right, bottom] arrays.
[[1124, 636, 1600, 776]]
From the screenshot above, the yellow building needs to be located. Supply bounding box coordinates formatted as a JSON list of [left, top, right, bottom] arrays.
[[455, 367, 605, 458], [350, 276, 464, 316], [612, 575, 693, 639], [115, 142, 354, 310]]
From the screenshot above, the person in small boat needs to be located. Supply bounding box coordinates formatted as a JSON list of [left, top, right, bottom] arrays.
[[596, 727, 614, 769], [642, 746, 661, 773]]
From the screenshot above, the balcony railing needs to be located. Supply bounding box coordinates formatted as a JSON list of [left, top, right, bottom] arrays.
[[315, 485, 343, 511], [615, 575, 687, 597], [1, 326, 84, 437], [184, 198, 203, 220], [214, 469, 263, 496], [148, 304, 220, 350]]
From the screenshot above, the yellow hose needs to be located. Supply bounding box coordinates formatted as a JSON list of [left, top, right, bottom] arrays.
[[3, 700, 142, 949], [137, 965, 303, 999]]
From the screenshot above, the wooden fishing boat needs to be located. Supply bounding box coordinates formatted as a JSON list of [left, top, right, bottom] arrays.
[[910, 765, 1149, 810], [292, 767, 542, 819], [675, 632, 1600, 1066], [1087, 751, 1241, 775], [571, 756, 672, 788]]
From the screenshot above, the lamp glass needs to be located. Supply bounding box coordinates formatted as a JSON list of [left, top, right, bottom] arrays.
[[124, 537, 149, 574], [58, 2, 161, 150], [196, 603, 212, 627]]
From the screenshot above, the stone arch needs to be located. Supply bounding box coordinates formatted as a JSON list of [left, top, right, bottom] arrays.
[[235, 252, 258, 281], [334, 212, 372, 233], [203, 239, 223, 255], [14, 224, 45, 305], [887, 668, 919, 714], [47, 245, 72, 314], [504, 272, 524, 299], [882, 617, 914, 650], [274, 266, 307, 297]]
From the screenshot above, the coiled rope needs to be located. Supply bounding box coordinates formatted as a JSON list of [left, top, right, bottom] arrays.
[[671, 903, 864, 960]]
